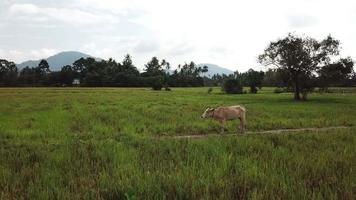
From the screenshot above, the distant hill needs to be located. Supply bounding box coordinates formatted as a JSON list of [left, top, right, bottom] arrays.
[[197, 63, 234, 77], [17, 51, 99, 71], [16, 52, 235, 76]]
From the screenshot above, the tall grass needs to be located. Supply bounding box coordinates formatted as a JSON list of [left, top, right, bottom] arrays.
[[0, 87, 355, 199]]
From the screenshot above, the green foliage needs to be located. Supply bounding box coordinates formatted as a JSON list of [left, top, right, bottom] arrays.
[[0, 59, 18, 86], [142, 57, 169, 89], [38, 59, 50, 73], [318, 57, 354, 88], [71, 55, 141, 87], [259, 33, 343, 100], [274, 87, 286, 93], [2, 48, 354, 89], [168, 62, 205, 87], [207, 87, 213, 94], [150, 75, 164, 90], [250, 86, 258, 93], [262, 68, 291, 88], [211, 69, 265, 92], [245, 69, 265, 93], [143, 57, 167, 77], [60, 65, 75, 85], [222, 79, 243, 94], [17, 59, 51, 86]]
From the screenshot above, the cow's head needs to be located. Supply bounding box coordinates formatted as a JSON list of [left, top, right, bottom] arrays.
[[201, 108, 215, 118]]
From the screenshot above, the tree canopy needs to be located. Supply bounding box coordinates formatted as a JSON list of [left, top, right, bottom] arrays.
[[259, 33, 344, 100]]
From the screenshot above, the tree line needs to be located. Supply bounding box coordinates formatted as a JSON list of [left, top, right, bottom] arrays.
[[207, 34, 356, 99], [0, 54, 266, 90], [0, 33, 355, 99], [0, 55, 204, 89]]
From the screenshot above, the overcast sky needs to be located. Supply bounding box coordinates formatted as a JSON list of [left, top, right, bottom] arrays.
[[0, 0, 355, 71]]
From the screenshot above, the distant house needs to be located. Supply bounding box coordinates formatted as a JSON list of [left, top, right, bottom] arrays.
[[72, 78, 80, 85]]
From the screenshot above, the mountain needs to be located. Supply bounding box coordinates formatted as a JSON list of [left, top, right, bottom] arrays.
[[17, 51, 98, 71], [197, 63, 234, 77], [16, 52, 235, 76]]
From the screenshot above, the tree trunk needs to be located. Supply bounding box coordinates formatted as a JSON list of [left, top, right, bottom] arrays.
[[294, 93, 300, 100], [294, 76, 301, 100]]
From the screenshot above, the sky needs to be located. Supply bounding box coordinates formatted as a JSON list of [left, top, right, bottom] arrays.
[[0, 0, 355, 72]]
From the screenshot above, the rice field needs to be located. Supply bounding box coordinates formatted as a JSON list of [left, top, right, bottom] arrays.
[[0, 87, 355, 199]]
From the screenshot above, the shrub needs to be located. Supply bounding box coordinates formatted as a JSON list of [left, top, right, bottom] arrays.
[[318, 87, 331, 93], [274, 87, 285, 93], [222, 79, 243, 94], [301, 87, 315, 100], [150, 76, 164, 90], [207, 87, 213, 94], [274, 87, 295, 93], [249, 86, 258, 94]]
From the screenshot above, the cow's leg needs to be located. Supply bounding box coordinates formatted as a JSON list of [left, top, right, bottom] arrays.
[[238, 118, 242, 134], [239, 117, 245, 134], [242, 117, 246, 133], [219, 120, 225, 134]]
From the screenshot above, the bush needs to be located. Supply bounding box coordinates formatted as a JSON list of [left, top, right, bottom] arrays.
[[274, 87, 285, 93], [274, 87, 294, 93], [222, 79, 243, 94], [249, 86, 258, 94], [149, 76, 164, 90], [318, 87, 331, 93], [207, 87, 213, 94], [301, 87, 315, 100]]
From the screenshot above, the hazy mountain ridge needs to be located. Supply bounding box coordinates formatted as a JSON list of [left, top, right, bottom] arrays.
[[16, 51, 234, 76], [197, 63, 234, 77], [16, 51, 96, 71]]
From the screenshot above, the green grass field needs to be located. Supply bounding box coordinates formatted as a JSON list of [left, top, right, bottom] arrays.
[[0, 87, 355, 199]]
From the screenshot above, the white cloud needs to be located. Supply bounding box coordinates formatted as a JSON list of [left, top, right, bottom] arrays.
[[0, 49, 24, 62], [80, 43, 114, 59], [0, 48, 58, 63], [0, 49, 5, 58], [74, 0, 139, 14], [167, 43, 195, 56], [288, 13, 319, 28], [134, 40, 159, 53], [30, 48, 58, 59], [9, 3, 119, 24], [9, 3, 40, 14]]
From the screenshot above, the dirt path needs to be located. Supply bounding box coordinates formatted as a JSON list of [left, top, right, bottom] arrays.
[[159, 126, 352, 140]]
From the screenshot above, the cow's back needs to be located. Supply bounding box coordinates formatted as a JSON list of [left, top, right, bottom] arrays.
[[229, 105, 246, 112], [214, 106, 244, 120]]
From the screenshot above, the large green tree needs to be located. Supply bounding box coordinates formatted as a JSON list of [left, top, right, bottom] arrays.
[[37, 59, 50, 84], [38, 59, 50, 73], [258, 33, 341, 100], [244, 69, 265, 93], [0, 59, 18, 86], [143, 57, 170, 90], [60, 65, 76, 85], [143, 57, 168, 77], [318, 57, 354, 89], [121, 55, 138, 73], [168, 62, 205, 87], [115, 55, 140, 86]]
